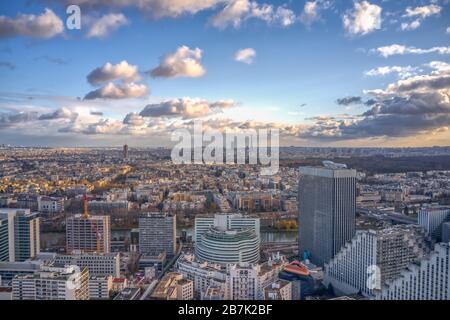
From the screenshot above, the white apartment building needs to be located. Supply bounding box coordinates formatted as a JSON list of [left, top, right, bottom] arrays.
[[175, 254, 226, 299], [418, 206, 450, 240], [226, 264, 259, 300], [194, 213, 260, 243], [324, 226, 428, 297], [89, 275, 113, 300], [376, 243, 450, 300], [264, 280, 292, 300], [12, 265, 89, 300], [38, 196, 64, 214], [52, 253, 120, 278]]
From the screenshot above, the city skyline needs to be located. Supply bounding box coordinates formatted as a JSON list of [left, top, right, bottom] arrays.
[[0, 1, 450, 147]]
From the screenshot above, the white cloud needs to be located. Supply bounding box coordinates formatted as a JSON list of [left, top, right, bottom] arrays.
[[84, 82, 149, 100], [140, 97, 236, 119], [55, 0, 226, 19], [365, 66, 418, 79], [342, 1, 382, 36], [39, 107, 78, 120], [271, 6, 296, 27], [0, 8, 64, 39], [400, 4, 441, 32], [210, 0, 252, 28], [150, 46, 206, 78], [427, 61, 450, 73], [447, 27, 450, 34], [401, 20, 421, 31], [234, 48, 256, 64], [210, 0, 296, 29], [87, 61, 140, 85], [373, 44, 450, 58], [123, 112, 146, 126], [300, 1, 320, 26], [404, 4, 441, 19], [86, 13, 128, 38]]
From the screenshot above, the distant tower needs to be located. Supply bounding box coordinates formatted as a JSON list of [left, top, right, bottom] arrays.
[[123, 144, 129, 159]]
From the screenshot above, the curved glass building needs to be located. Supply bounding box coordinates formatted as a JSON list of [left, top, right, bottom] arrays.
[[195, 227, 260, 265]]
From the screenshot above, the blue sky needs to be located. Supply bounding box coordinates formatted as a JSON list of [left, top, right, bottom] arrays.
[[0, 0, 449, 147]]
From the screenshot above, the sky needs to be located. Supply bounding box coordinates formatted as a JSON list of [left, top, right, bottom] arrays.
[[0, 0, 449, 147]]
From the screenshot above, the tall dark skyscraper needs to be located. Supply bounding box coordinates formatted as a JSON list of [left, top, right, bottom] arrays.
[[123, 144, 129, 159], [298, 162, 356, 266]]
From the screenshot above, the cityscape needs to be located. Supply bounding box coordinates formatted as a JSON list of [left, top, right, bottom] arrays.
[[0, 146, 449, 301], [1, 0, 450, 306]]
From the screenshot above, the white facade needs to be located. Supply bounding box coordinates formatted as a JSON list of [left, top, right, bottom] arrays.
[[194, 214, 260, 243], [324, 226, 428, 297], [52, 253, 120, 278], [226, 264, 259, 300], [175, 254, 226, 299], [0, 209, 40, 262], [195, 227, 260, 265], [38, 196, 64, 214], [89, 275, 112, 300], [376, 243, 450, 300], [418, 206, 450, 239], [12, 265, 89, 300]]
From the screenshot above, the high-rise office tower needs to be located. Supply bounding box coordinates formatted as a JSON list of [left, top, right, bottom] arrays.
[[139, 212, 176, 257], [123, 144, 129, 159], [298, 161, 356, 266], [66, 214, 111, 254], [0, 209, 40, 262], [0, 215, 9, 261]]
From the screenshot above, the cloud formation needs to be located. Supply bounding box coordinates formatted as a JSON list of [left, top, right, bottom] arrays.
[[84, 60, 148, 99], [86, 13, 128, 38], [373, 44, 450, 58], [49, 0, 225, 19], [404, 4, 441, 19], [0, 111, 39, 128], [300, 0, 332, 26], [342, 1, 382, 36], [234, 48, 256, 64], [336, 96, 362, 106], [140, 98, 236, 119], [87, 61, 140, 85], [38, 107, 78, 120], [84, 82, 149, 100], [303, 65, 450, 140], [210, 0, 296, 29], [365, 65, 418, 79], [401, 4, 441, 31], [0, 8, 64, 39], [150, 46, 206, 78]]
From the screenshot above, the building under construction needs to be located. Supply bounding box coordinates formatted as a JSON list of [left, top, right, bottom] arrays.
[[66, 195, 111, 254]]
